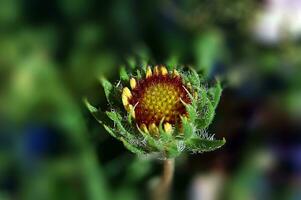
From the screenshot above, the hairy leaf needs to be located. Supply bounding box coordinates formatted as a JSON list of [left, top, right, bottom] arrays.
[[196, 95, 215, 130], [120, 66, 129, 81], [186, 137, 226, 152], [100, 77, 113, 101], [121, 138, 146, 154], [208, 80, 222, 109], [181, 117, 194, 139]]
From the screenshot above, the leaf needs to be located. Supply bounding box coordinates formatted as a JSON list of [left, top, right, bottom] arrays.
[[120, 66, 129, 81], [103, 124, 118, 139], [121, 138, 146, 155], [185, 137, 226, 152], [106, 111, 135, 141], [136, 125, 163, 151], [159, 119, 173, 142], [181, 117, 194, 139], [136, 69, 142, 79], [84, 98, 98, 113], [182, 100, 197, 123], [208, 80, 222, 109], [106, 111, 122, 122], [85, 99, 122, 140], [165, 142, 181, 158], [187, 67, 201, 88], [100, 77, 113, 101], [195, 95, 215, 130], [165, 55, 179, 70], [84, 98, 103, 124]]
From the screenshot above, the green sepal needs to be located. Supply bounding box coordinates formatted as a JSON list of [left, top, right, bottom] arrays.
[[120, 138, 146, 155], [195, 89, 215, 130], [165, 142, 181, 158], [136, 126, 163, 152], [159, 119, 173, 143], [186, 137, 226, 152], [165, 55, 179, 70], [182, 100, 197, 123], [100, 77, 113, 101], [84, 98, 103, 124], [186, 68, 201, 88], [136, 70, 142, 79], [103, 124, 118, 139], [208, 80, 222, 109], [120, 66, 129, 81], [106, 111, 122, 122], [84, 98, 98, 113], [105, 111, 127, 134], [181, 117, 194, 139], [106, 111, 135, 141]]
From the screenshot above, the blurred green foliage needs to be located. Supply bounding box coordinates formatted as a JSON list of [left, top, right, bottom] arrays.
[[0, 0, 301, 199]]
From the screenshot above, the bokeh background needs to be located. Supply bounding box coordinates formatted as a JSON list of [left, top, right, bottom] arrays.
[[0, 0, 301, 199]]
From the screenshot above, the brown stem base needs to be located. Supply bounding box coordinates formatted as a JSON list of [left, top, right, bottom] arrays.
[[152, 158, 175, 200]]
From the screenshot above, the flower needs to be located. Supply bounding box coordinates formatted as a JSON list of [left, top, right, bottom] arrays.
[[122, 66, 191, 135], [86, 64, 225, 159]]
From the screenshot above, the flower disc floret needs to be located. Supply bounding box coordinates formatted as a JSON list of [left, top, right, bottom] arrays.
[[122, 66, 191, 134]]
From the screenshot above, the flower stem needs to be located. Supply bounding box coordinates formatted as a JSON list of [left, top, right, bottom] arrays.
[[153, 158, 175, 200]]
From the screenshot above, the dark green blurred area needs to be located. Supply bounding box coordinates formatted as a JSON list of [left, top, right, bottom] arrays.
[[0, 0, 301, 200]]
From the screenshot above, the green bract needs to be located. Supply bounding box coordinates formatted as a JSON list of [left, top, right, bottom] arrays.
[[85, 65, 225, 159]]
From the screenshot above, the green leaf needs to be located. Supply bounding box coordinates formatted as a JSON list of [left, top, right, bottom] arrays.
[[120, 66, 129, 81], [103, 124, 118, 139], [165, 142, 181, 158], [100, 77, 113, 101], [182, 101, 197, 123], [84, 98, 98, 113], [136, 126, 163, 151], [186, 137, 226, 152], [84, 98, 103, 124], [106, 111, 122, 122], [106, 111, 127, 133], [195, 94, 215, 130], [159, 119, 173, 142], [106, 111, 135, 141], [136, 69, 142, 79], [165, 55, 179, 70], [121, 138, 146, 155], [187, 68, 201, 88], [181, 117, 194, 139], [208, 80, 222, 109]]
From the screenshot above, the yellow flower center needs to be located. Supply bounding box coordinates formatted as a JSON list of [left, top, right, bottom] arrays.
[[140, 83, 184, 123], [122, 66, 191, 134]]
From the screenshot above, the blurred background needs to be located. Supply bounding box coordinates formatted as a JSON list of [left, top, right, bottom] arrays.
[[0, 0, 301, 199]]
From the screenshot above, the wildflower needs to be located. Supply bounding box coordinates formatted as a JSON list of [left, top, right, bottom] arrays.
[[86, 65, 225, 158]]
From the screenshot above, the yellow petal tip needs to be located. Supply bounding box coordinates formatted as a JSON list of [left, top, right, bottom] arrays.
[[128, 104, 135, 118], [122, 87, 132, 98], [130, 78, 137, 89], [164, 123, 173, 134], [160, 66, 168, 75], [173, 69, 180, 77], [154, 66, 159, 76], [141, 124, 149, 133], [149, 123, 159, 135], [146, 66, 152, 78]]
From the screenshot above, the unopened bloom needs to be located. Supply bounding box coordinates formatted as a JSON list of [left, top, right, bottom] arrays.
[[86, 64, 225, 158]]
